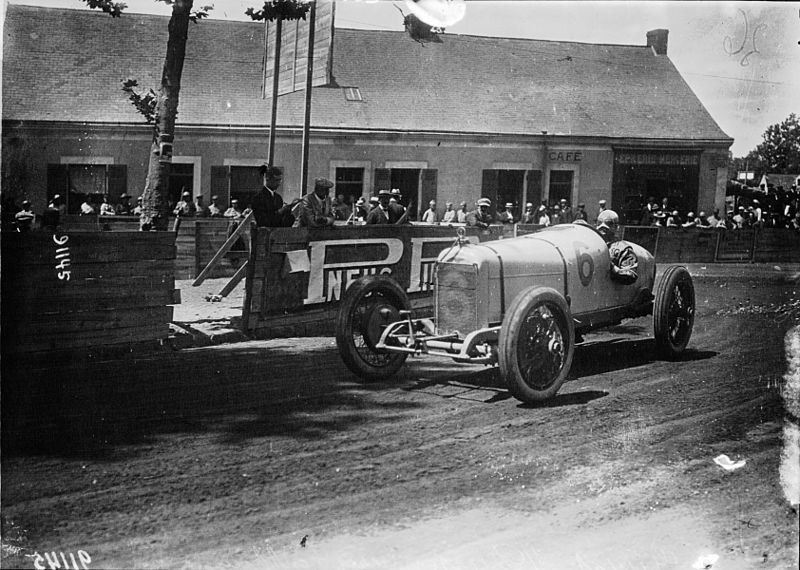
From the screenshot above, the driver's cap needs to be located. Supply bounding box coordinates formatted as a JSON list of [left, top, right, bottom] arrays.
[[596, 209, 619, 231]]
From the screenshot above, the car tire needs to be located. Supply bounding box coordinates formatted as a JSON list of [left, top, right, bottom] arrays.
[[653, 265, 695, 359], [335, 275, 410, 381], [499, 286, 575, 404]]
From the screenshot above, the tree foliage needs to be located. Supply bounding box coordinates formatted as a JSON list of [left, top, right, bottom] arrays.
[[85, 0, 212, 230], [246, 0, 311, 22], [755, 113, 800, 174], [121, 79, 157, 123]]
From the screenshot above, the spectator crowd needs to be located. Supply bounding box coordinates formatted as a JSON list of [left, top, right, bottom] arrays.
[[5, 167, 800, 234]]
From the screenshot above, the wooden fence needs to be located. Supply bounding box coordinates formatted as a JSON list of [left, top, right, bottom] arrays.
[[619, 226, 800, 263], [60, 215, 246, 280], [1, 230, 177, 359]]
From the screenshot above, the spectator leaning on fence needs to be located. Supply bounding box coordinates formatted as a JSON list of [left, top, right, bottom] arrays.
[[99, 195, 116, 216], [116, 193, 132, 215], [466, 197, 494, 229], [366, 189, 392, 224], [498, 202, 515, 225], [293, 178, 336, 228], [422, 200, 439, 223], [457, 201, 468, 223], [224, 199, 245, 220], [80, 197, 96, 216], [442, 202, 456, 223], [251, 164, 296, 228], [207, 195, 223, 217], [173, 191, 196, 217], [559, 198, 573, 223], [14, 200, 35, 232], [574, 202, 588, 221], [536, 205, 551, 226], [521, 202, 536, 224], [666, 210, 680, 228]]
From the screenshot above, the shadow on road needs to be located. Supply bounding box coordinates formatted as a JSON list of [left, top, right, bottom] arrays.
[[1, 341, 423, 460], [571, 337, 717, 378]]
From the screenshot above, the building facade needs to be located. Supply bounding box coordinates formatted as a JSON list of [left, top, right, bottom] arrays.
[[2, 5, 732, 223]]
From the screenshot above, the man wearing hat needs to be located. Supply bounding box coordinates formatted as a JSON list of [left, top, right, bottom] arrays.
[[116, 193, 132, 216], [441, 202, 456, 224], [536, 204, 551, 226], [456, 201, 468, 223], [558, 198, 573, 224], [366, 189, 393, 224], [497, 202, 515, 225], [596, 199, 607, 223], [521, 202, 536, 224], [208, 195, 223, 217], [466, 198, 494, 229], [354, 197, 369, 222], [251, 164, 296, 227], [387, 188, 408, 224], [173, 189, 196, 217], [224, 198, 245, 220], [574, 202, 588, 221], [596, 209, 638, 284], [293, 178, 336, 228], [48, 194, 67, 216], [133, 196, 143, 216], [421, 200, 439, 224], [14, 200, 35, 232]]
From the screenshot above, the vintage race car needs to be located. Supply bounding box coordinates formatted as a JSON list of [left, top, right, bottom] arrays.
[[335, 222, 695, 404]]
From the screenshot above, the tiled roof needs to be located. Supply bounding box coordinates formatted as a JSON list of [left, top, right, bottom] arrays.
[[2, 4, 731, 142]]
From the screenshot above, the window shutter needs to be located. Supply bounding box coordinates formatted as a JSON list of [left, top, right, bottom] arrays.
[[420, 169, 438, 219], [47, 164, 69, 208], [481, 169, 499, 215], [47, 164, 68, 202], [107, 164, 127, 204], [211, 165, 229, 208], [374, 168, 390, 195], [526, 170, 542, 207]]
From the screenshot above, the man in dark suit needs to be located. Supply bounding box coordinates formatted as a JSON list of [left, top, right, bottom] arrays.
[[250, 164, 295, 227]]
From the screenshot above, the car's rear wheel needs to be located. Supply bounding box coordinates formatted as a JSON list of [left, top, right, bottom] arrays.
[[336, 275, 410, 381], [499, 287, 575, 404], [653, 265, 695, 358]]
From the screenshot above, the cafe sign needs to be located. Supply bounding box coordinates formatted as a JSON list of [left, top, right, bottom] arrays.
[[615, 151, 700, 166]]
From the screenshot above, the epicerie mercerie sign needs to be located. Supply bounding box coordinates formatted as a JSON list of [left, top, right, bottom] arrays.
[[264, 226, 495, 313]]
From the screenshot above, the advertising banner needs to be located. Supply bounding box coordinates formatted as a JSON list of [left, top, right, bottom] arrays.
[[250, 225, 504, 317]]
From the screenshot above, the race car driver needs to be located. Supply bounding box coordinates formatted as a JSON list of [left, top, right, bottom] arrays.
[[596, 209, 638, 285]]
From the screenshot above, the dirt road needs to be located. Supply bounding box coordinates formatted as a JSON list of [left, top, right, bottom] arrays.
[[2, 267, 799, 569]]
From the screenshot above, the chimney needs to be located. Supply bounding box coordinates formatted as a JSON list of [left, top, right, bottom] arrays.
[[646, 29, 668, 55]]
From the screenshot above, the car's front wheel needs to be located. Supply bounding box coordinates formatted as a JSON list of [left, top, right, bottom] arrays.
[[653, 265, 695, 358], [335, 275, 410, 381], [499, 287, 575, 404]]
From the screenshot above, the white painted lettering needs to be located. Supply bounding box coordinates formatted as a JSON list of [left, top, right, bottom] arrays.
[[305, 238, 403, 304]]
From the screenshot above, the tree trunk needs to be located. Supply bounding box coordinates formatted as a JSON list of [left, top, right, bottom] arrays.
[[140, 0, 193, 231]]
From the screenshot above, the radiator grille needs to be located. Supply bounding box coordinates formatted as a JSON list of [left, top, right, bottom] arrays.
[[435, 263, 478, 337]]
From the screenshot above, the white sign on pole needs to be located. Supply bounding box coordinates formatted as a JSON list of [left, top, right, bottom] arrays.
[[263, 1, 335, 97]]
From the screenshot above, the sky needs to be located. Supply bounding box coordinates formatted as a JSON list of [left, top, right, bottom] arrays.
[[3, 0, 798, 156]]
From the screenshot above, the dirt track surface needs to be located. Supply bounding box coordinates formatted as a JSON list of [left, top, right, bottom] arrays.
[[2, 266, 800, 570]]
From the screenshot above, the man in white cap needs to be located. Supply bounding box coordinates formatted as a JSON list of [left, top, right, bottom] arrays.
[[559, 198, 573, 223], [421, 199, 439, 223], [521, 202, 536, 224], [173, 189, 196, 217], [497, 202, 515, 225], [596, 209, 638, 284], [596, 199, 607, 223], [442, 201, 456, 224], [456, 201, 468, 223], [467, 197, 494, 229], [293, 177, 336, 228], [366, 189, 392, 224]]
